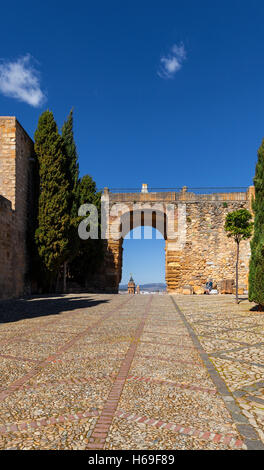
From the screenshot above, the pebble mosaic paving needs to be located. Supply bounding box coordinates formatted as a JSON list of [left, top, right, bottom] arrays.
[[0, 293, 264, 449]]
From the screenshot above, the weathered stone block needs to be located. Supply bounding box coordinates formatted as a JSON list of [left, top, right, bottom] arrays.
[[182, 285, 194, 295], [193, 286, 205, 295], [220, 279, 235, 294]]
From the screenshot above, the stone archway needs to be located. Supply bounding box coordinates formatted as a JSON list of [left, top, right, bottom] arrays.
[[99, 188, 188, 292], [108, 208, 169, 292], [97, 186, 253, 294]]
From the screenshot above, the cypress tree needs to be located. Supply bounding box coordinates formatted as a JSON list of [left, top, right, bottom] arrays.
[[249, 138, 264, 308], [69, 174, 103, 287], [61, 109, 79, 200], [34, 110, 71, 290], [61, 109, 80, 290]]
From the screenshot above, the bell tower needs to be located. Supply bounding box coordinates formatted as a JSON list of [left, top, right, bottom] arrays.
[[127, 275, 136, 294]]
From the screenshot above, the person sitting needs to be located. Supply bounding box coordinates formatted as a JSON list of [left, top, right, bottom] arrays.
[[205, 280, 213, 295]]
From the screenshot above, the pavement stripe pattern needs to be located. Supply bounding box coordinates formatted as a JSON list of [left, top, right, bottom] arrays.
[[0, 295, 133, 402], [86, 295, 153, 449], [171, 296, 264, 450], [1, 293, 264, 449]]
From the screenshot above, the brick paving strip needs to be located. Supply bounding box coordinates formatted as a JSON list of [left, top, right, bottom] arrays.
[[4, 372, 215, 397], [114, 409, 245, 449], [0, 296, 133, 402], [0, 351, 125, 371], [0, 377, 215, 436], [0, 372, 117, 394], [0, 405, 245, 450], [0, 410, 99, 435], [0, 354, 40, 364], [171, 296, 264, 450], [86, 295, 153, 450]]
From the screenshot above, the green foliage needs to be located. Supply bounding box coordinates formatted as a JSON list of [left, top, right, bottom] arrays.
[[61, 109, 80, 262], [225, 209, 253, 304], [34, 110, 71, 285], [33, 109, 103, 292], [249, 138, 264, 306], [69, 174, 103, 287], [250, 238, 264, 306], [224, 209, 253, 243], [76, 174, 98, 206], [61, 109, 79, 193]]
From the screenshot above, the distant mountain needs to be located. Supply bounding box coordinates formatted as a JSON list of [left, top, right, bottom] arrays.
[[119, 283, 166, 292]]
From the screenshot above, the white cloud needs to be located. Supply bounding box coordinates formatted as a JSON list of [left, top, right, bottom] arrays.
[[0, 54, 46, 107], [158, 43, 186, 79]]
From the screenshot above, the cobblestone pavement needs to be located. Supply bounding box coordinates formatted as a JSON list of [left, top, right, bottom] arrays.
[[0, 293, 264, 450]]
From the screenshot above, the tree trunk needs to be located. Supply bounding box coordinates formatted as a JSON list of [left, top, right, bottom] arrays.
[[49, 278, 54, 294], [63, 261, 67, 294], [236, 241, 240, 304], [56, 272, 60, 293]]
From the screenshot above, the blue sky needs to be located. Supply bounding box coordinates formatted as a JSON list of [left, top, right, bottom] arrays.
[[0, 0, 263, 284], [121, 227, 165, 285]]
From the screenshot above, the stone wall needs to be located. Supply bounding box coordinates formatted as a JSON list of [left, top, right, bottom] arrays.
[[167, 200, 250, 293], [0, 117, 35, 299], [0, 196, 15, 297]]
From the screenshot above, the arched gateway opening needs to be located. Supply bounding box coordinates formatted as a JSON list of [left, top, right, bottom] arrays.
[[99, 186, 188, 293], [97, 185, 253, 294], [120, 226, 166, 290]]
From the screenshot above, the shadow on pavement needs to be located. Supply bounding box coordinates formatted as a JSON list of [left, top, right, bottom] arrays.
[[0, 294, 110, 324], [250, 304, 264, 312]]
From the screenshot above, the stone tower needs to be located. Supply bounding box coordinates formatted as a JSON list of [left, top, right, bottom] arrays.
[[0, 117, 35, 299], [128, 275, 136, 294]]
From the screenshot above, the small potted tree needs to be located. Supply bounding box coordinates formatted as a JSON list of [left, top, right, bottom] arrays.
[[224, 209, 253, 304]]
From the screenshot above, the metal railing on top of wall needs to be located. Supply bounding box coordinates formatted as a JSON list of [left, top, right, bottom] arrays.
[[101, 187, 250, 202]]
